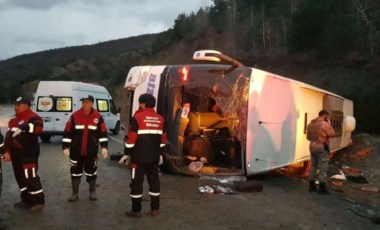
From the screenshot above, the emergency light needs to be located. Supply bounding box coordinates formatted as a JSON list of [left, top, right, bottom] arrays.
[[179, 66, 190, 83]]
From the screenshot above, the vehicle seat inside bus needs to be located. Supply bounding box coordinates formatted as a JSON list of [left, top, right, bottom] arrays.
[[187, 112, 229, 136]]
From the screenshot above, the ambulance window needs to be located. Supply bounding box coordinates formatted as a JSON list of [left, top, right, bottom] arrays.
[[97, 99, 109, 112], [37, 97, 54, 112], [56, 97, 72, 112], [109, 100, 117, 114]]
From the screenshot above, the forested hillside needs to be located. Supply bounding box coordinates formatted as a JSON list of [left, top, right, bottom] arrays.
[[0, 0, 379, 133], [0, 34, 157, 101]]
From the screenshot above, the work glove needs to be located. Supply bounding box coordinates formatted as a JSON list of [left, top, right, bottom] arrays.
[[63, 149, 70, 159], [1, 152, 11, 161], [118, 155, 129, 165], [101, 148, 108, 159], [19, 123, 30, 132], [12, 128, 22, 137]]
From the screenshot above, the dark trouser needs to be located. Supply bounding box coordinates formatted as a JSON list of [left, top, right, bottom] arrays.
[[70, 154, 98, 182], [308, 150, 329, 183], [10, 153, 44, 205], [130, 162, 160, 212]]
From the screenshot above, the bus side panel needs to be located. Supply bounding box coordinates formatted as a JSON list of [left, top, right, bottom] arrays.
[[246, 70, 299, 175], [294, 87, 324, 162]]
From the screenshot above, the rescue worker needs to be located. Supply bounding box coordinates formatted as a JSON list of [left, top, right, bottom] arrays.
[[4, 97, 45, 212], [0, 103, 6, 227], [0, 128, 5, 198], [0, 129, 5, 230], [306, 110, 335, 194], [124, 93, 166, 217], [62, 95, 108, 202]]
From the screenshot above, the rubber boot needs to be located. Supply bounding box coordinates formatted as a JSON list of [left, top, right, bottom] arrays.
[[68, 178, 80, 202], [318, 182, 330, 195], [308, 180, 317, 192], [89, 180, 97, 201]]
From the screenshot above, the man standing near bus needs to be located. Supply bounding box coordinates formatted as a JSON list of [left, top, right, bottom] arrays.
[[306, 110, 335, 194], [0, 129, 5, 229], [4, 97, 45, 212], [0, 124, 4, 198], [124, 93, 167, 217], [62, 95, 108, 202]]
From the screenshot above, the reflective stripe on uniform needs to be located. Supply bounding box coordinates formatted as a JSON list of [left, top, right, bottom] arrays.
[[11, 127, 18, 132], [24, 169, 29, 179], [137, 130, 163, 135], [71, 173, 83, 177], [160, 144, 165, 148], [20, 187, 27, 192], [30, 189, 43, 195], [149, 192, 160, 196], [24, 167, 36, 179], [0, 143, 4, 148], [62, 138, 72, 143], [32, 168, 36, 178], [88, 125, 97, 130], [99, 138, 108, 142], [85, 172, 97, 177], [125, 144, 134, 148], [130, 194, 143, 198], [75, 125, 85, 129], [28, 123, 34, 133]]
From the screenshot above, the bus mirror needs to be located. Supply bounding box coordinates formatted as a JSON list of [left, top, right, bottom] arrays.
[[193, 50, 245, 67], [193, 50, 222, 62]]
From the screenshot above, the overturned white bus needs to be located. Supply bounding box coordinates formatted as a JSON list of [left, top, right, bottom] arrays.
[[123, 50, 356, 176]]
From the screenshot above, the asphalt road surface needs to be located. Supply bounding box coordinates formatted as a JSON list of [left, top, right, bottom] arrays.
[[0, 131, 379, 229]]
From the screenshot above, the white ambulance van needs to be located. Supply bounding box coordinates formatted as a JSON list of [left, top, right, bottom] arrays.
[[33, 81, 120, 142], [124, 50, 356, 176]]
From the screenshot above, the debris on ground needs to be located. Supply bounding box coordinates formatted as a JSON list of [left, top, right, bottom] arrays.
[[199, 175, 246, 183], [346, 174, 368, 184], [360, 185, 379, 193], [234, 180, 263, 193], [330, 134, 380, 225], [331, 170, 346, 180], [198, 185, 236, 194]]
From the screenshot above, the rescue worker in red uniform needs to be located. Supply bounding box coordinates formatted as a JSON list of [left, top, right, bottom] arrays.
[[62, 95, 108, 202], [124, 93, 167, 217], [0, 129, 6, 230], [4, 97, 45, 212], [0, 129, 5, 197]]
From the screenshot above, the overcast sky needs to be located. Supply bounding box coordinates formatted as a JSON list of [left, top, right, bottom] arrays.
[[0, 0, 211, 61]]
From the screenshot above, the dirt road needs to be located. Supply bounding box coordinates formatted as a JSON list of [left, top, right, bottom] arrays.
[[0, 133, 379, 230]]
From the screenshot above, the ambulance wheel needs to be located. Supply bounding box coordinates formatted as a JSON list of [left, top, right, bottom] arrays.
[[112, 121, 120, 135], [40, 134, 51, 142]]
